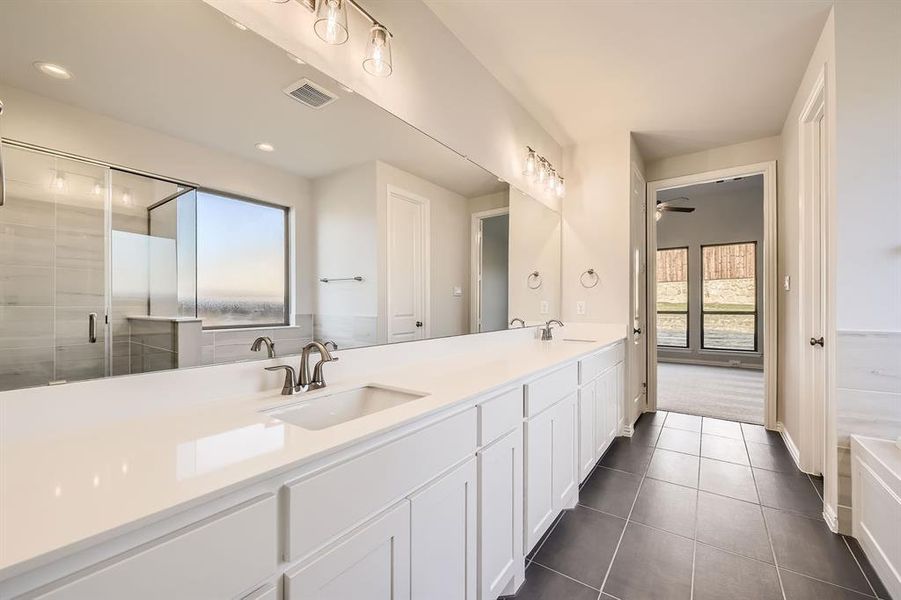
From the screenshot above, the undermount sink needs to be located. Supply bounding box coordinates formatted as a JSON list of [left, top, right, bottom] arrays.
[[265, 385, 428, 431]]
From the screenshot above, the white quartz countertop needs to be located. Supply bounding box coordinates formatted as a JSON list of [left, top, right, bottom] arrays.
[[0, 328, 625, 578]]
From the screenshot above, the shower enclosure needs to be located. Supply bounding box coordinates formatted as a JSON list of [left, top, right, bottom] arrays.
[[0, 143, 196, 391]]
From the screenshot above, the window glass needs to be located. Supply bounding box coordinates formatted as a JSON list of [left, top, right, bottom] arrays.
[[196, 192, 288, 327], [656, 247, 688, 348], [702, 242, 756, 351]]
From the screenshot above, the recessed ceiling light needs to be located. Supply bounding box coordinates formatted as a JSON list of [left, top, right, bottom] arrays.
[[255, 142, 275, 152], [287, 53, 306, 65], [34, 62, 72, 80], [227, 17, 248, 31]]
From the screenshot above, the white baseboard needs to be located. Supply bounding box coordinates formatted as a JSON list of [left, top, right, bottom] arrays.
[[823, 502, 840, 533], [777, 422, 803, 472]]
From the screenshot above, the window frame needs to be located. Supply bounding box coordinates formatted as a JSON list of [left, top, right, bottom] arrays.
[[700, 240, 758, 352], [196, 188, 292, 330], [655, 245, 690, 349]]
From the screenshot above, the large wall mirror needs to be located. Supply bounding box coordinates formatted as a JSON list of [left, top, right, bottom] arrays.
[[0, 0, 561, 392]]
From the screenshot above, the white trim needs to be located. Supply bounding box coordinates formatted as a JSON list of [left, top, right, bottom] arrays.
[[823, 503, 840, 533], [646, 161, 778, 431], [469, 207, 510, 333], [386, 185, 431, 342], [657, 356, 763, 370], [777, 421, 804, 472]]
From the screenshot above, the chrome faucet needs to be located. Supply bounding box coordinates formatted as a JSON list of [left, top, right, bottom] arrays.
[[251, 336, 276, 358], [509, 317, 526, 328], [299, 341, 338, 391], [539, 319, 564, 341]]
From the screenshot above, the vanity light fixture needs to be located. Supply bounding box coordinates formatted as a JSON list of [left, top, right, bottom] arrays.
[[522, 147, 565, 199], [255, 142, 275, 152], [34, 61, 72, 80], [314, 0, 349, 45], [308, 0, 394, 77]]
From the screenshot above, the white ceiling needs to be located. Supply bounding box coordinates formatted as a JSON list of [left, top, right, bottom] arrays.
[[0, 0, 501, 197], [425, 0, 832, 161]]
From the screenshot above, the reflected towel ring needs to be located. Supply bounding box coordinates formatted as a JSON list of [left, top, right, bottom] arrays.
[[580, 268, 599, 288], [527, 271, 542, 290]]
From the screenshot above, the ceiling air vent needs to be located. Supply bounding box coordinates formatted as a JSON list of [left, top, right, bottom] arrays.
[[283, 78, 338, 109]]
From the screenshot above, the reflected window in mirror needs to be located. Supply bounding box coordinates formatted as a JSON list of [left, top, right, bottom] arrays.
[[197, 191, 290, 328]]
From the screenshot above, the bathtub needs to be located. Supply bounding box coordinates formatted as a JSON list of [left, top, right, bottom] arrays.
[[851, 434, 901, 599]]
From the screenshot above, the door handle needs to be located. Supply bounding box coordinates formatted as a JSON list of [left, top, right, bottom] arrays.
[[809, 336, 824, 347], [633, 327, 642, 335], [415, 321, 423, 328], [88, 312, 98, 343]]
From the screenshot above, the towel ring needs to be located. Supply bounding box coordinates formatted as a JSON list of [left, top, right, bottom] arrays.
[[527, 271, 542, 290], [580, 268, 600, 288]]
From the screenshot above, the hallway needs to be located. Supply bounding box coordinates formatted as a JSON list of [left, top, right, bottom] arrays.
[[657, 364, 764, 424], [511, 411, 890, 600]]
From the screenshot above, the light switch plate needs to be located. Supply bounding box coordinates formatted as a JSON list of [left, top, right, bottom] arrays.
[[576, 301, 586, 315], [539, 300, 549, 314], [783, 275, 791, 291]]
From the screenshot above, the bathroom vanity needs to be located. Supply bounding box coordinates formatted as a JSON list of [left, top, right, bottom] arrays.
[[0, 327, 627, 599]]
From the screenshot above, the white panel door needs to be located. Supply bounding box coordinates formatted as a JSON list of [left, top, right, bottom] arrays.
[[387, 188, 428, 343], [578, 385, 597, 482], [410, 458, 477, 600], [524, 408, 554, 552], [629, 165, 647, 417], [478, 429, 523, 600], [551, 393, 578, 511], [285, 501, 411, 600]]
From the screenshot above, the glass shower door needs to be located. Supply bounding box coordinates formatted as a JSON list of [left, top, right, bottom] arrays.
[[0, 144, 110, 390]]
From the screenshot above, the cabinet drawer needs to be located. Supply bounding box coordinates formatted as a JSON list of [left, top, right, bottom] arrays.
[[35, 494, 277, 600], [524, 363, 578, 417], [579, 342, 625, 385], [284, 408, 477, 562], [242, 583, 278, 600], [478, 387, 522, 445]]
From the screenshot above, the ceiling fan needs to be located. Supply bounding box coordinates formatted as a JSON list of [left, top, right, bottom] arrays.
[[655, 196, 696, 221]]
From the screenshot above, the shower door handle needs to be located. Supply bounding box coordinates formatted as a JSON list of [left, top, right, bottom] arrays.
[[88, 312, 98, 344]]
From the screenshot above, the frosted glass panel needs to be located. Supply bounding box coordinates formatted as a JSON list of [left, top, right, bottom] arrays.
[[196, 192, 288, 327]]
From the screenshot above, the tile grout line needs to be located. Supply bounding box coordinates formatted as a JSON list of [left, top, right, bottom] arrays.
[[689, 420, 704, 600], [741, 421, 788, 600], [841, 535, 883, 599], [527, 560, 601, 593], [525, 512, 564, 569], [593, 412, 666, 600]]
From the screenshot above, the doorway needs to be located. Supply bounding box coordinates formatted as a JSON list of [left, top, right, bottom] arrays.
[[646, 162, 777, 430], [470, 208, 509, 333]]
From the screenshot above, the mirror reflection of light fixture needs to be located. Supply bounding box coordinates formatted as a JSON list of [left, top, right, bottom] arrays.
[[122, 189, 133, 207], [314, 0, 349, 45], [51, 171, 67, 193], [363, 24, 392, 77], [92, 180, 104, 196]]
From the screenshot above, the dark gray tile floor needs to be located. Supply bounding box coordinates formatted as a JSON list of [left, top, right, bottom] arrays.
[[510, 410, 892, 600]]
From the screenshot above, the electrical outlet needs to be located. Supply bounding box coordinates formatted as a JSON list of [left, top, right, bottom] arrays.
[[539, 300, 549, 315], [452, 286, 463, 297], [576, 301, 586, 315]]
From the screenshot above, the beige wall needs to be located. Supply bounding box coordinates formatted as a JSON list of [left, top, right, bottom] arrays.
[[645, 136, 781, 182], [508, 188, 561, 322]]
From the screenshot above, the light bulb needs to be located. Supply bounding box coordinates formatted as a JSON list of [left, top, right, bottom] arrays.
[[537, 160, 548, 185], [51, 171, 67, 193], [363, 24, 393, 77], [523, 148, 537, 180], [314, 0, 349, 45]]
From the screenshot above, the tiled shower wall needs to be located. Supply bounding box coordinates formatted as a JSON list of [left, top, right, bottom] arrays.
[[200, 314, 313, 365], [835, 330, 901, 533]]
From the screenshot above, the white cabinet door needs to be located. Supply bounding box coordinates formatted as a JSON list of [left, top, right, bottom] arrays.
[[594, 372, 610, 458], [604, 366, 620, 444], [524, 407, 555, 551], [615, 362, 625, 433], [410, 458, 477, 600], [285, 501, 411, 600], [551, 393, 579, 512], [478, 429, 523, 600], [578, 385, 596, 482]]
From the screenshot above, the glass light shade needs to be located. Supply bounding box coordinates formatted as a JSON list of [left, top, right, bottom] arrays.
[[537, 160, 547, 185], [314, 0, 349, 45], [363, 25, 393, 77], [545, 168, 557, 193], [555, 175, 565, 198], [523, 148, 537, 180]]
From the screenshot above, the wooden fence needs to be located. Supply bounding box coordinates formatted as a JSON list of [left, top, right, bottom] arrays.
[[657, 242, 755, 283]]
